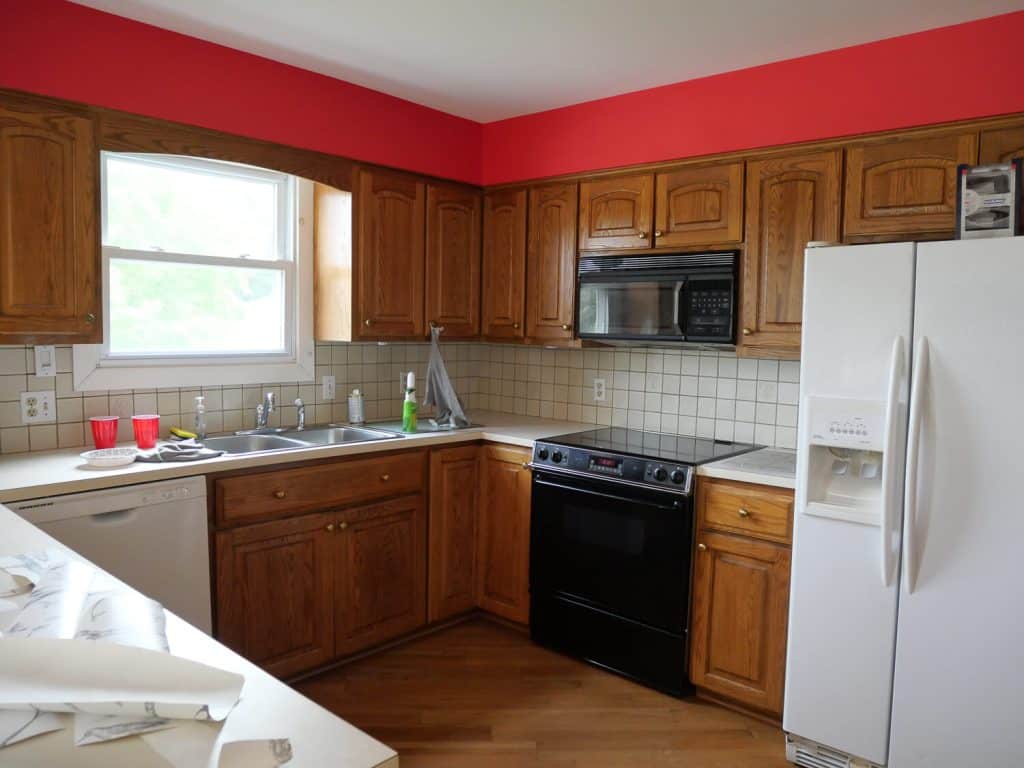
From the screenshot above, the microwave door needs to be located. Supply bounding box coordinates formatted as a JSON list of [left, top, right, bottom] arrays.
[[578, 276, 686, 340]]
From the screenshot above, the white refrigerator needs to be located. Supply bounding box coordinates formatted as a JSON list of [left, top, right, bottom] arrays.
[[783, 237, 1024, 768]]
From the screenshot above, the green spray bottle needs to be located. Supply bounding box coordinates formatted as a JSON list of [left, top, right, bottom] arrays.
[[402, 371, 418, 433]]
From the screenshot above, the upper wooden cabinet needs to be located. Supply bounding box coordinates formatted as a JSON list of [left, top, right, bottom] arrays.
[[741, 149, 841, 358], [354, 167, 425, 339], [0, 94, 100, 344], [425, 183, 481, 338], [654, 161, 744, 248], [481, 188, 527, 341], [578, 173, 653, 250], [526, 182, 578, 343], [428, 445, 479, 623], [979, 126, 1024, 164], [844, 130, 978, 237]]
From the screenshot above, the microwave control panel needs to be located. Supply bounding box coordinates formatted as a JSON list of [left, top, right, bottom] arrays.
[[685, 277, 734, 343]]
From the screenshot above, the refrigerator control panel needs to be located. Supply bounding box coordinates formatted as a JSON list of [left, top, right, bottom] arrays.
[[806, 396, 885, 450]]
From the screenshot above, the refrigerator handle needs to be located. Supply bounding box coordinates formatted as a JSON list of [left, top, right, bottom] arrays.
[[903, 336, 929, 595], [879, 335, 904, 587]]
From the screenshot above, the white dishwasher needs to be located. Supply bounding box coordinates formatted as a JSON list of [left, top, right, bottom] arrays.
[[9, 476, 212, 634]]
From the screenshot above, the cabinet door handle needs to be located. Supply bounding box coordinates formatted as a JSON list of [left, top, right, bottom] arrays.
[[654, 230, 663, 238], [637, 232, 647, 239], [741, 327, 753, 336], [697, 543, 707, 551], [561, 324, 571, 331], [326, 523, 335, 532], [85, 312, 96, 324], [512, 322, 520, 329], [273, 490, 287, 499], [364, 318, 373, 327], [339, 521, 348, 531], [380, 473, 390, 482], [737, 508, 750, 518]]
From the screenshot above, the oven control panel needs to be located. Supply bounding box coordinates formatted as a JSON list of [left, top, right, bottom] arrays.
[[532, 443, 693, 493]]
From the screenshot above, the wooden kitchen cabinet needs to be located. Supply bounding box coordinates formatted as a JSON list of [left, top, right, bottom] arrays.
[[654, 161, 744, 248], [526, 182, 578, 344], [844, 130, 978, 238], [482, 188, 528, 340], [741, 149, 841, 358], [477, 444, 532, 624], [334, 494, 427, 657], [354, 167, 425, 339], [979, 124, 1024, 164], [578, 173, 653, 250], [428, 445, 480, 622], [425, 183, 481, 338], [215, 512, 335, 678], [0, 93, 100, 344]]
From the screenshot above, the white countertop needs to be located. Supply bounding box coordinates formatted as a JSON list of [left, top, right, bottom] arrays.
[[696, 448, 797, 489], [0, 504, 398, 768]]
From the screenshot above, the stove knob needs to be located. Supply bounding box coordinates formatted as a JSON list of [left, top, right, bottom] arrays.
[[551, 451, 564, 464], [670, 469, 686, 485], [653, 467, 667, 482], [537, 448, 549, 461]]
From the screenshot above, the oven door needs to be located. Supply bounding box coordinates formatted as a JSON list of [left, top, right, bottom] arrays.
[[529, 470, 693, 634], [577, 273, 686, 342]]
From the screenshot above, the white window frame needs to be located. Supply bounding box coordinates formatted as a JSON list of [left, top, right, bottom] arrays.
[[74, 153, 315, 391]]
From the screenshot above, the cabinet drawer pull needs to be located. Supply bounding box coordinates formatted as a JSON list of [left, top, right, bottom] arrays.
[[513, 321, 520, 329], [561, 324, 571, 331], [737, 508, 751, 518], [742, 327, 753, 336], [273, 490, 287, 499], [654, 230, 663, 238], [521, 462, 530, 470], [339, 521, 348, 531], [380, 473, 390, 482], [326, 523, 335, 532], [697, 543, 707, 551], [637, 232, 647, 239], [85, 312, 96, 324]]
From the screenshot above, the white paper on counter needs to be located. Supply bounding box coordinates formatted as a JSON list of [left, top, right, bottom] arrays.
[[0, 549, 66, 587], [0, 709, 65, 748], [142, 720, 222, 768], [74, 711, 175, 745], [219, 738, 294, 767]]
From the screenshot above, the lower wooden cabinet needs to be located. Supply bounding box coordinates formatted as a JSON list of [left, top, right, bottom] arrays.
[[477, 444, 532, 624], [428, 444, 480, 622], [215, 512, 336, 678]]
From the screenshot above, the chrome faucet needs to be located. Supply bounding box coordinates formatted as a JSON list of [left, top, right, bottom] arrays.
[[294, 398, 305, 430], [255, 391, 276, 429]]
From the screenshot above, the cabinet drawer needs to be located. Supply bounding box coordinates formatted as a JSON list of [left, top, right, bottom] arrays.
[[215, 450, 426, 526], [698, 478, 793, 543]]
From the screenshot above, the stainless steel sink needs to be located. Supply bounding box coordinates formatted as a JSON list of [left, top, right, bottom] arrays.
[[202, 433, 311, 454], [283, 426, 401, 446]]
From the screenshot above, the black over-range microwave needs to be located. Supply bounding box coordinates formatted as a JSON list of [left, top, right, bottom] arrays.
[[576, 250, 739, 345]]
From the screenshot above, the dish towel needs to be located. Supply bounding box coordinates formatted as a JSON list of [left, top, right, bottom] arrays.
[[423, 325, 470, 428], [135, 440, 225, 463]]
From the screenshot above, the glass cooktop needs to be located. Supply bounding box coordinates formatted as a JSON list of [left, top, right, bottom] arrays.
[[545, 427, 760, 466]]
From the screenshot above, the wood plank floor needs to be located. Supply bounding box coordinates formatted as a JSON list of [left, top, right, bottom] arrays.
[[295, 619, 790, 767]]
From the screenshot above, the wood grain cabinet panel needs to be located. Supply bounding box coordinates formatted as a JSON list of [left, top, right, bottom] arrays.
[[477, 444, 532, 624], [699, 478, 793, 544], [334, 494, 427, 657], [355, 167, 425, 339], [690, 531, 791, 718], [655, 162, 744, 248], [741, 149, 841, 358], [844, 131, 978, 237], [526, 183, 578, 343], [215, 512, 335, 678], [579, 173, 653, 249], [425, 183, 481, 338], [428, 445, 480, 622], [0, 94, 100, 343], [979, 125, 1024, 164], [482, 188, 527, 340]]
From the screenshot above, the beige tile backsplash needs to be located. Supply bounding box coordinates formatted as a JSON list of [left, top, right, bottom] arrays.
[[0, 343, 798, 454]]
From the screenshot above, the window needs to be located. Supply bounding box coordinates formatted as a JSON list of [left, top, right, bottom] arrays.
[[74, 153, 314, 390]]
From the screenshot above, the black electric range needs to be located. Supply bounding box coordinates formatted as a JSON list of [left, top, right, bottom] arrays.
[[528, 428, 760, 697]]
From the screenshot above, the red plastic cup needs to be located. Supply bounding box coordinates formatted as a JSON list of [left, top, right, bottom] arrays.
[[89, 416, 119, 449], [132, 415, 160, 449]]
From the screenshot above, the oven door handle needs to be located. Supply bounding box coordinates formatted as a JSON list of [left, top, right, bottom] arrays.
[[533, 477, 682, 512]]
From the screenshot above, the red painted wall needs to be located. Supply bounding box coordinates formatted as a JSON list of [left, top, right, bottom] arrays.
[[0, 0, 483, 183], [481, 11, 1024, 185]]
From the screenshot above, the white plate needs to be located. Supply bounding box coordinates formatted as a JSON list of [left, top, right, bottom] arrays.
[[79, 447, 138, 468]]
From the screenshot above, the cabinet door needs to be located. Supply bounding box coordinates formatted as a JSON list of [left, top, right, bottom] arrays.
[[979, 125, 1024, 164], [526, 183, 578, 343], [477, 444, 532, 624], [844, 130, 978, 237], [334, 494, 427, 656], [578, 173, 653, 250], [0, 94, 99, 344], [215, 512, 334, 678], [425, 183, 481, 338], [428, 445, 479, 622], [482, 188, 527, 340], [655, 161, 744, 248], [355, 167, 425, 338], [741, 150, 841, 357], [690, 531, 791, 717]]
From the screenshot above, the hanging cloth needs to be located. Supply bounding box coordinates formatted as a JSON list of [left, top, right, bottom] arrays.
[[423, 325, 470, 428]]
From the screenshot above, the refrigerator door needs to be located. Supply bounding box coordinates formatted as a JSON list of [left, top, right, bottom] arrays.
[[784, 243, 914, 765], [889, 237, 1024, 767]]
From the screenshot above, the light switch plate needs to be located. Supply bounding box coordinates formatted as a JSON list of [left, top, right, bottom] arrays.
[[34, 345, 56, 378], [321, 375, 336, 401], [21, 391, 55, 424]]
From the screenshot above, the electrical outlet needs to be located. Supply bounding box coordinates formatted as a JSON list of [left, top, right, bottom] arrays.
[[34, 345, 56, 377], [593, 378, 607, 402], [20, 391, 55, 424], [321, 375, 336, 401]]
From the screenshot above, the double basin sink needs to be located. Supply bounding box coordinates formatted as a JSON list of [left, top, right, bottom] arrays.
[[202, 425, 402, 455]]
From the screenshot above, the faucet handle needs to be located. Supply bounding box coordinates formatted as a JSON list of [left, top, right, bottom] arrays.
[[264, 391, 276, 411], [255, 403, 264, 428], [294, 398, 305, 430]]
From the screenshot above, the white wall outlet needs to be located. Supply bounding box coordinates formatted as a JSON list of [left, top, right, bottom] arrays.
[[20, 391, 55, 424], [34, 345, 56, 378], [321, 375, 336, 401], [593, 378, 607, 402]]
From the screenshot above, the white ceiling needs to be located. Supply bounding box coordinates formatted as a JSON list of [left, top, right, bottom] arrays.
[[73, 0, 1024, 122]]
